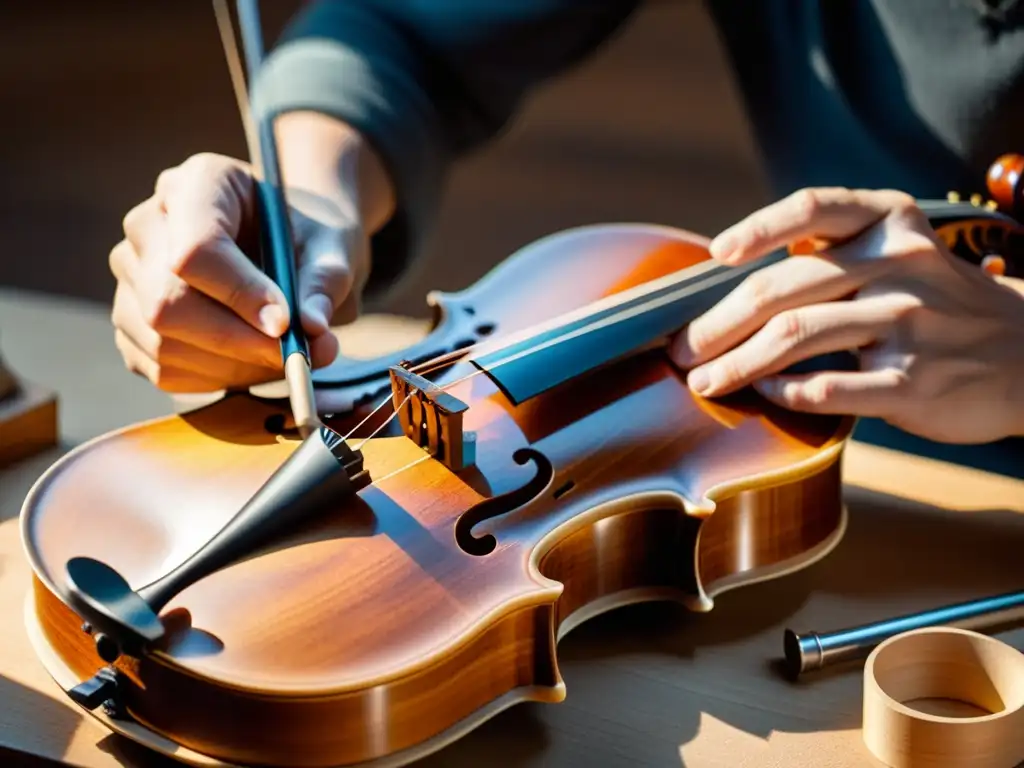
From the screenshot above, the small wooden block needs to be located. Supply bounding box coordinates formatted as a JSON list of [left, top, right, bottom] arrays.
[[0, 380, 59, 468]]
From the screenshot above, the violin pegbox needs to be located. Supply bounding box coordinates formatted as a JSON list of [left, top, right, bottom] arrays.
[[925, 185, 1024, 278], [389, 364, 477, 472]]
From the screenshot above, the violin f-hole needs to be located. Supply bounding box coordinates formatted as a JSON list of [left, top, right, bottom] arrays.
[[454, 448, 554, 556]]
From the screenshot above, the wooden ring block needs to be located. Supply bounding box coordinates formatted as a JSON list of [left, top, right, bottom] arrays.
[[862, 627, 1024, 768]]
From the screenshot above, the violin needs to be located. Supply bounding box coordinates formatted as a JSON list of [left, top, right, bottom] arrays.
[[17, 150, 1024, 767]]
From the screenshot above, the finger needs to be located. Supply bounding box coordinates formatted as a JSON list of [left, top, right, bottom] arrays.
[[709, 187, 916, 265], [122, 195, 163, 254], [751, 367, 906, 418], [114, 329, 228, 394], [685, 298, 893, 397], [108, 239, 139, 287], [159, 155, 290, 338], [297, 228, 354, 335], [670, 255, 864, 367], [112, 283, 283, 385], [132, 269, 285, 369], [307, 330, 340, 370]]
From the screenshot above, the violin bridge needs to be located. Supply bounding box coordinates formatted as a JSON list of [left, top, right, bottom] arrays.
[[389, 365, 476, 471]]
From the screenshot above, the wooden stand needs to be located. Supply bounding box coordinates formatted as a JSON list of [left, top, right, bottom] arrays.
[[0, 351, 58, 468]]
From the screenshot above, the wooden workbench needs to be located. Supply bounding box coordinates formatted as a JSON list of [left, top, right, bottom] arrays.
[[2, 288, 1023, 768]]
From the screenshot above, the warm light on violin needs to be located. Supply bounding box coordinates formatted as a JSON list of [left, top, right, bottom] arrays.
[[17, 57, 1024, 768]]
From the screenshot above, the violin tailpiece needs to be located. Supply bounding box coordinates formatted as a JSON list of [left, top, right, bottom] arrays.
[[389, 364, 476, 471], [61, 424, 371, 678]]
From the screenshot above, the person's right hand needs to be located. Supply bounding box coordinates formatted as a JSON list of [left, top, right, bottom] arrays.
[[109, 152, 369, 393]]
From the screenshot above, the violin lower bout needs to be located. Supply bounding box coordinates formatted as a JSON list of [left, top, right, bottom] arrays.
[[29, 451, 846, 768]]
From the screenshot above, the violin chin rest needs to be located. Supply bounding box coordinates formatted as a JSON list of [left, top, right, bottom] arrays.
[[64, 556, 165, 661]]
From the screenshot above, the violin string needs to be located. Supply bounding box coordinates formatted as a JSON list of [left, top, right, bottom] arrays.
[[334, 259, 759, 465], [353, 392, 412, 451], [335, 270, 702, 455], [408, 348, 472, 375], [340, 389, 399, 442], [402, 257, 729, 378], [361, 453, 432, 490], [413, 252, 777, 399]]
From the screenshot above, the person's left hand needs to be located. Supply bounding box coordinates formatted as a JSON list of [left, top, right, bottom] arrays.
[[668, 187, 1024, 444]]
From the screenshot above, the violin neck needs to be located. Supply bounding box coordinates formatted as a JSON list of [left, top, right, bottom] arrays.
[[465, 196, 1022, 407], [468, 251, 783, 405]]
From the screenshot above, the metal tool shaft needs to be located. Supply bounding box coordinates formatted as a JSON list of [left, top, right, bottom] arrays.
[[783, 589, 1024, 678]]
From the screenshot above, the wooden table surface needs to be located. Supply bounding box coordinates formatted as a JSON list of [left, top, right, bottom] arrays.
[[2, 287, 1024, 768]]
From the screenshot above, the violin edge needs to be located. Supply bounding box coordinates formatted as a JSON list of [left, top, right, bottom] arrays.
[[22, 431, 850, 767]]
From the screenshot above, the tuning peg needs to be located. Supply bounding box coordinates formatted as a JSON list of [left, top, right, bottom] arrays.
[[970, 193, 983, 206], [947, 191, 961, 203], [981, 254, 1007, 276], [985, 199, 999, 210]]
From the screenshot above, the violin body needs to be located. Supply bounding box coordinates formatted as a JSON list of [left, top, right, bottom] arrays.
[[22, 223, 854, 767]]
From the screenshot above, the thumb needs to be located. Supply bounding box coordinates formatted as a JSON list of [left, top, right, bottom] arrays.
[[161, 155, 291, 337]]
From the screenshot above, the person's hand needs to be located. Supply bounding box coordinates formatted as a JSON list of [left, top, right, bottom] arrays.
[[109, 152, 368, 392], [669, 187, 1024, 444]]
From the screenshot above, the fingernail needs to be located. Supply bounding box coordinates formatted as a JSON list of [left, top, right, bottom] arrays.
[[259, 304, 287, 336], [688, 367, 711, 395]]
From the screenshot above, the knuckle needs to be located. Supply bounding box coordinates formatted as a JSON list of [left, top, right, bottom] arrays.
[[183, 151, 223, 175], [890, 367, 913, 395], [143, 280, 186, 331], [765, 310, 804, 348], [110, 291, 127, 330], [883, 189, 918, 213], [182, 152, 247, 186], [802, 376, 836, 407], [714, 357, 745, 387], [166, 239, 202, 276], [108, 239, 132, 279], [154, 167, 177, 195], [121, 200, 150, 238], [166, 229, 223, 277], [882, 366, 916, 402], [891, 231, 939, 267], [892, 296, 930, 333], [791, 188, 823, 222], [739, 271, 776, 314], [223, 275, 260, 312]]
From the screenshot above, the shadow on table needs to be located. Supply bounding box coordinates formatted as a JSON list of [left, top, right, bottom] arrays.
[[416, 486, 1024, 767], [0, 672, 181, 767], [91, 735, 182, 768], [0, 674, 90, 767]]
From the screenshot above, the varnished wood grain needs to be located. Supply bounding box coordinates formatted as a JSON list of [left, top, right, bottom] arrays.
[[5, 293, 1024, 768], [22, 224, 852, 766]]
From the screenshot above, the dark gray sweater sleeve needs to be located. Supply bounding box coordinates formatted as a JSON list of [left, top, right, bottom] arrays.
[[251, 0, 640, 294]]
